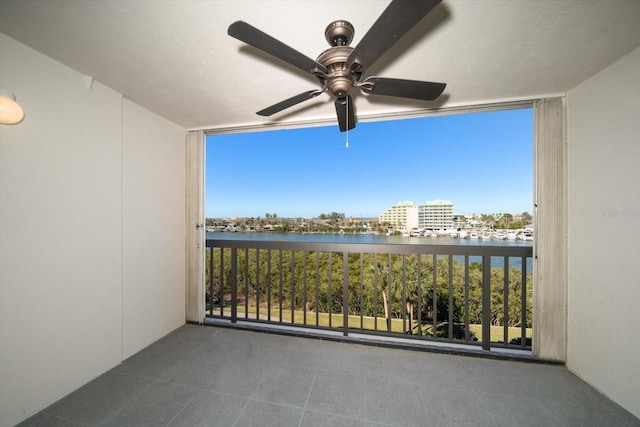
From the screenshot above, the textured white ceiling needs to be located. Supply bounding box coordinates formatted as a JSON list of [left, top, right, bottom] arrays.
[[1, 0, 639, 131]]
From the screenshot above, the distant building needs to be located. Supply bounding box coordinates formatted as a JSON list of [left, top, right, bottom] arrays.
[[379, 199, 454, 230], [418, 200, 454, 230], [378, 201, 418, 228]]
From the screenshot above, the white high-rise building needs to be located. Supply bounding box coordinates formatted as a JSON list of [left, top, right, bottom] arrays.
[[419, 200, 454, 230], [378, 201, 418, 228], [379, 199, 454, 230]]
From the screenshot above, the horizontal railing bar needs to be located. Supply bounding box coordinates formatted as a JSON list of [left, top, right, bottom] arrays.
[[206, 239, 532, 257]]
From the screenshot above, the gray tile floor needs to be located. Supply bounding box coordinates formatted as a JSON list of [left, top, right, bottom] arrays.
[[19, 324, 640, 427]]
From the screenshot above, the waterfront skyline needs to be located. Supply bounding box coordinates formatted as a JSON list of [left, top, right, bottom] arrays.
[[206, 108, 533, 218]]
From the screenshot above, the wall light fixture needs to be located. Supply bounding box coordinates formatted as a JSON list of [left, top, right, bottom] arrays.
[[0, 88, 25, 125]]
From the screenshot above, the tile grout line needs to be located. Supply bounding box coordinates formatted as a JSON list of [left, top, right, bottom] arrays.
[[163, 384, 202, 427], [467, 386, 499, 427], [95, 374, 157, 427], [44, 413, 93, 427], [363, 372, 369, 425], [298, 369, 320, 427], [231, 354, 278, 427]]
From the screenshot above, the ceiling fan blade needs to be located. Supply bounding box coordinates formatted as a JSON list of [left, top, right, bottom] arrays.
[[335, 95, 356, 132], [347, 0, 441, 72], [257, 90, 324, 116], [362, 77, 445, 101], [229, 21, 327, 76]]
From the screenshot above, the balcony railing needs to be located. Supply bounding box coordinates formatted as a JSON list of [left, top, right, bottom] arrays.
[[205, 239, 533, 352]]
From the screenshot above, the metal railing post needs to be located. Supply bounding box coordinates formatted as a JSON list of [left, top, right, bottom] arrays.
[[482, 255, 491, 351], [208, 246, 214, 316], [521, 256, 528, 348], [503, 256, 509, 345], [231, 247, 237, 323], [448, 255, 453, 340], [343, 252, 349, 336]]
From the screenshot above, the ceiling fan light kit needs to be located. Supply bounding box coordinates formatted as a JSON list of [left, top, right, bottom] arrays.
[[228, 0, 446, 132]]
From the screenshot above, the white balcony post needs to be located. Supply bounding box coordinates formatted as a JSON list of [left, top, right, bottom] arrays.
[[185, 130, 205, 323], [533, 97, 568, 361]]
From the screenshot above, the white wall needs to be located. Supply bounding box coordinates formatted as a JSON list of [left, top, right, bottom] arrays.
[[122, 99, 186, 358], [0, 33, 186, 427], [566, 46, 640, 418]]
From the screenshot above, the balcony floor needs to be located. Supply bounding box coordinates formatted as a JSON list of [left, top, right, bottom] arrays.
[[19, 324, 639, 427]]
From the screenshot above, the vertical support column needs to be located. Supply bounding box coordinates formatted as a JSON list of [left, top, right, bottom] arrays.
[[185, 131, 204, 323], [533, 97, 568, 361]]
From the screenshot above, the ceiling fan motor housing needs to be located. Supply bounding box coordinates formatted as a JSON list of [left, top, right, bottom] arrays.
[[318, 21, 361, 98], [316, 45, 358, 98]]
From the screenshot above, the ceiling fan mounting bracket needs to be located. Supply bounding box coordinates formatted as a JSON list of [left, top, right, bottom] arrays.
[[325, 20, 355, 47]]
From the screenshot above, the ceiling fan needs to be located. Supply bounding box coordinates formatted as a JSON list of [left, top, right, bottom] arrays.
[[228, 0, 446, 132]]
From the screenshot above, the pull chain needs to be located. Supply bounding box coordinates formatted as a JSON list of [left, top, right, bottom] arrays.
[[345, 96, 349, 149]]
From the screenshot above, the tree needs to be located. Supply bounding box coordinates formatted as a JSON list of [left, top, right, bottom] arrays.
[[480, 214, 495, 227], [328, 212, 345, 224], [497, 213, 513, 229]]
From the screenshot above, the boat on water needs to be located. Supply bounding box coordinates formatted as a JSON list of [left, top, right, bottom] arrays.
[[518, 230, 533, 241], [506, 231, 518, 240], [469, 231, 479, 239], [494, 231, 506, 240]]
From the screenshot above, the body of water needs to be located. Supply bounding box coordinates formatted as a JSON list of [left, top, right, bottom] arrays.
[[206, 231, 532, 246], [206, 231, 533, 271]]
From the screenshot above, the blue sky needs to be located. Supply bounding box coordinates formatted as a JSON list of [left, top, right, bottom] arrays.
[[206, 108, 533, 218]]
